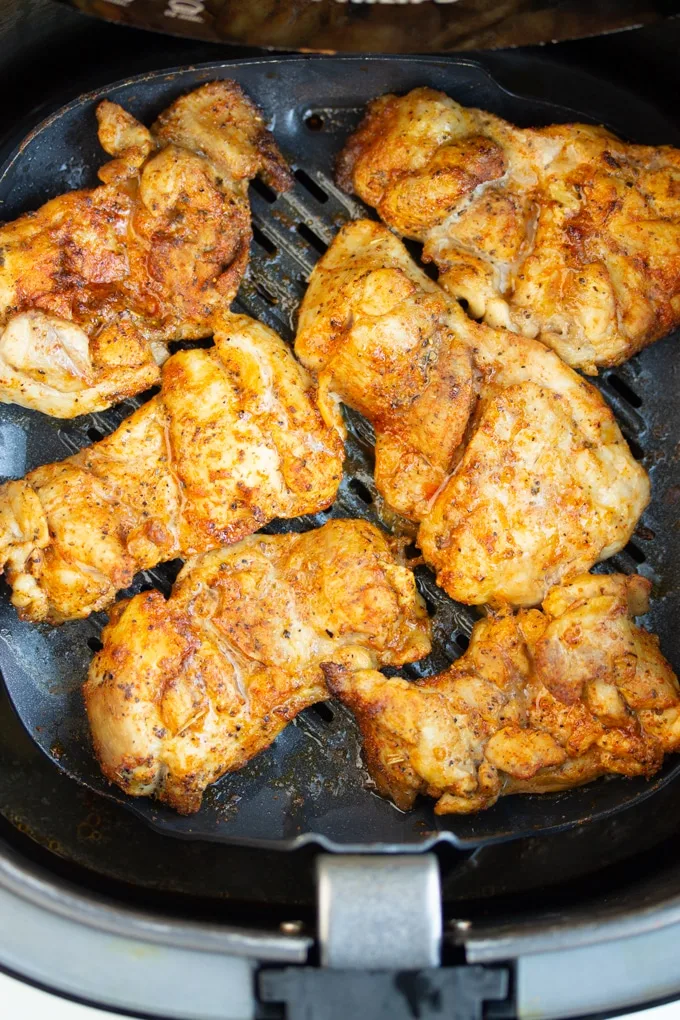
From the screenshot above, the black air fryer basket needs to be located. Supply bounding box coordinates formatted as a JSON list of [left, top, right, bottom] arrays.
[[3, 25, 680, 1009], [1, 56, 679, 854]]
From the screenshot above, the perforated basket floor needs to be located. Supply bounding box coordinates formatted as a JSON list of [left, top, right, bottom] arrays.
[[1, 57, 680, 851]]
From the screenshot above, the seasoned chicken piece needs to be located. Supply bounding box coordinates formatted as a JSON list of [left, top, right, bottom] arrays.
[[84, 519, 432, 813], [338, 87, 680, 373], [296, 219, 474, 521], [0, 81, 292, 417], [152, 80, 292, 192], [296, 221, 649, 606], [0, 315, 343, 623], [328, 573, 679, 814], [418, 311, 650, 607]]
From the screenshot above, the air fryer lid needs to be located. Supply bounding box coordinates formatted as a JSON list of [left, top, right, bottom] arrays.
[[50, 0, 679, 54], [1, 56, 679, 853]]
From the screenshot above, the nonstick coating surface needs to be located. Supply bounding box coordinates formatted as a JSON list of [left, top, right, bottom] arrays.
[[1, 56, 679, 851]]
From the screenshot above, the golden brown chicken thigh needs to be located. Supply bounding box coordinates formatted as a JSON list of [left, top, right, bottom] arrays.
[[296, 219, 475, 521], [0, 315, 343, 623], [84, 519, 432, 814], [296, 220, 649, 607], [418, 313, 649, 607], [0, 81, 292, 416], [328, 573, 679, 814], [338, 87, 680, 373]]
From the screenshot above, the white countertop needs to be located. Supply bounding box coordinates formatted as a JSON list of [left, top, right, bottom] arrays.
[[0, 972, 137, 1018]]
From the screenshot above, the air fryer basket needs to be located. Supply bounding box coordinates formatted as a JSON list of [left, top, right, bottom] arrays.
[[1, 57, 679, 855]]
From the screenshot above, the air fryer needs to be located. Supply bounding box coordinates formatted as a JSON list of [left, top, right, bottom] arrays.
[[3, 5, 680, 1019]]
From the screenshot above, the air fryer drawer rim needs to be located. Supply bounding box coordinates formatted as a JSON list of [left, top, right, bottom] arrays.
[[0, 837, 311, 962]]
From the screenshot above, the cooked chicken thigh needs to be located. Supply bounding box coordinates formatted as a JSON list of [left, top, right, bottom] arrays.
[[84, 519, 432, 814], [338, 87, 680, 373], [0, 81, 292, 416], [296, 220, 649, 606], [0, 315, 343, 623], [296, 219, 475, 521], [328, 573, 679, 814], [418, 309, 649, 607]]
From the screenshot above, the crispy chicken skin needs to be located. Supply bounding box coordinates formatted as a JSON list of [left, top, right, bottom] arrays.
[[295, 219, 475, 521], [0, 81, 292, 417], [327, 573, 680, 814], [338, 87, 680, 373], [0, 315, 343, 623], [296, 220, 649, 606], [84, 519, 432, 814], [418, 311, 650, 607]]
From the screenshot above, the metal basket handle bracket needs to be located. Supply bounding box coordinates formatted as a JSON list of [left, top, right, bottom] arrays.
[[258, 854, 510, 1018], [317, 854, 442, 969]]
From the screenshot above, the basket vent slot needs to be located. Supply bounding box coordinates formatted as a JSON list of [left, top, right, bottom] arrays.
[[626, 436, 645, 461], [606, 373, 643, 409], [251, 178, 277, 204], [296, 222, 328, 256], [294, 168, 329, 204], [311, 703, 335, 724], [624, 540, 646, 565], [252, 224, 277, 256], [348, 478, 373, 505]]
